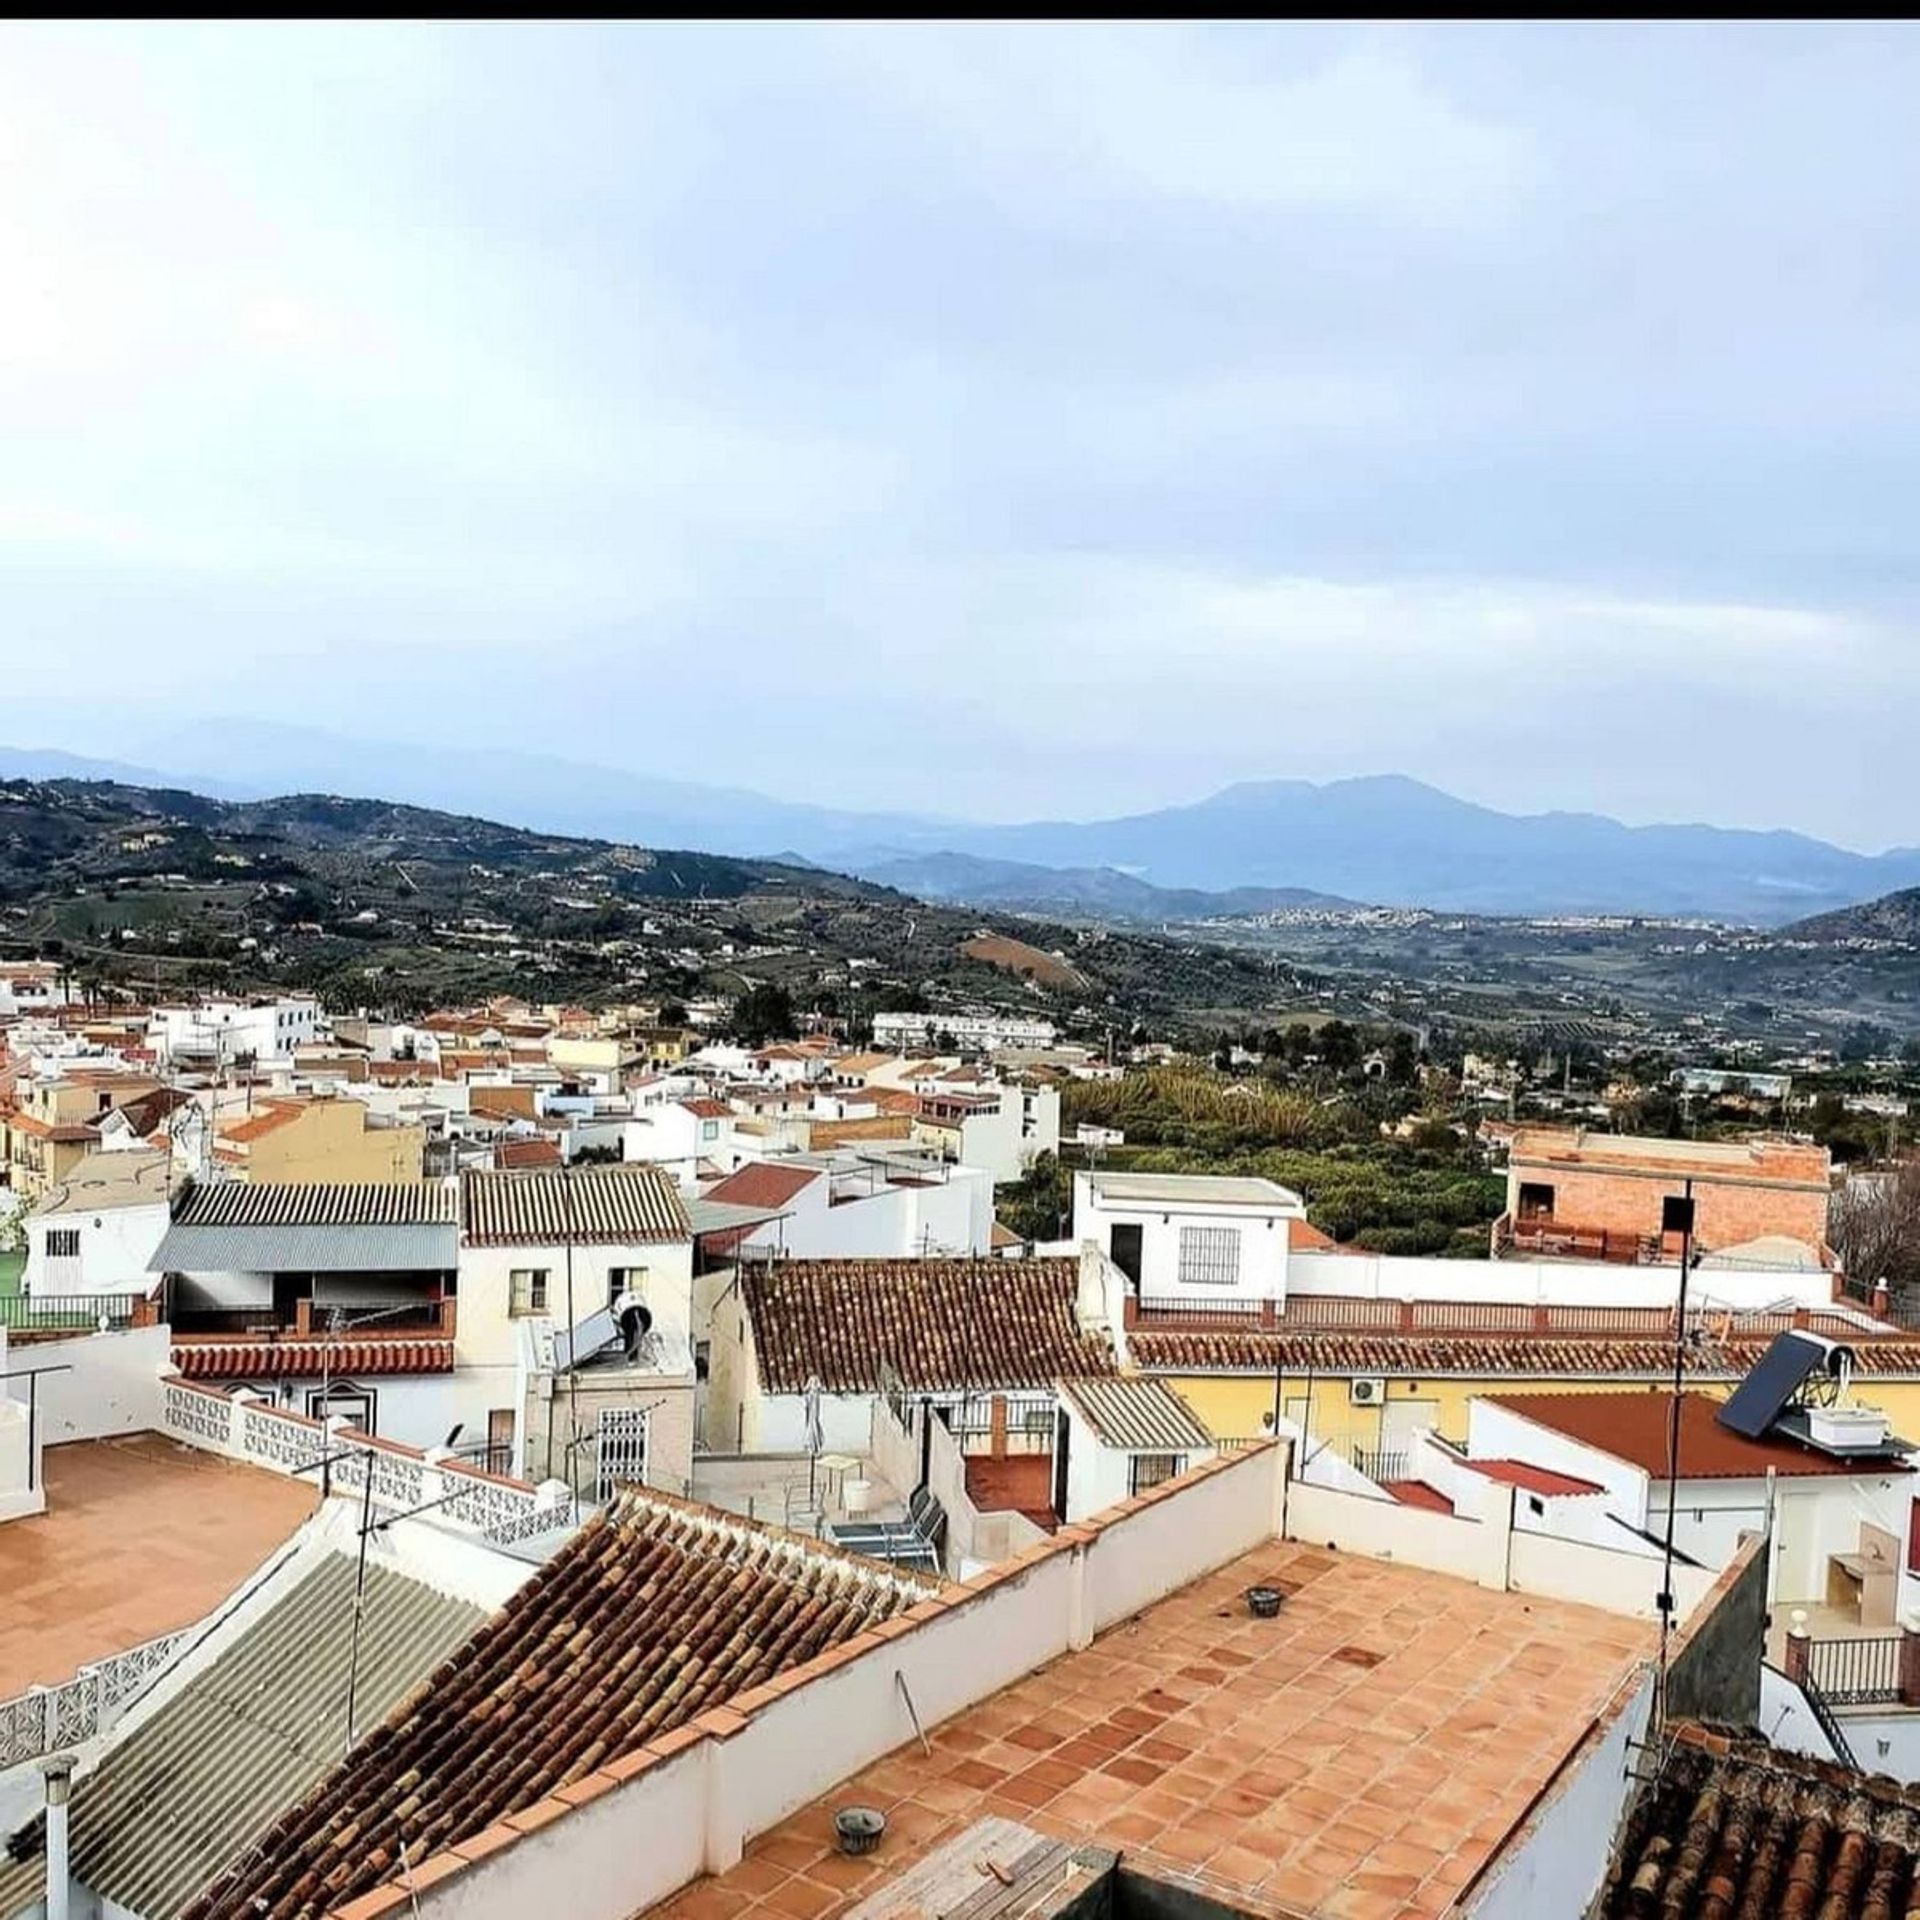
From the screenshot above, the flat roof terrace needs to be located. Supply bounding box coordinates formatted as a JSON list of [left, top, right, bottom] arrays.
[[642, 1538, 1650, 1920], [0, 1433, 317, 1697]]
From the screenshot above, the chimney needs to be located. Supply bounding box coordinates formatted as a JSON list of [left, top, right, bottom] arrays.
[[1076, 1240, 1110, 1331], [41, 1752, 74, 1920]]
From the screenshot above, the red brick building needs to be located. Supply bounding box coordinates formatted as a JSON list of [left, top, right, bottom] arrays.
[[1497, 1126, 1833, 1264]]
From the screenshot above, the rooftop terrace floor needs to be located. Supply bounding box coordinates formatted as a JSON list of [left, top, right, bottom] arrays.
[[0, 1433, 317, 1697], [642, 1538, 1650, 1920]]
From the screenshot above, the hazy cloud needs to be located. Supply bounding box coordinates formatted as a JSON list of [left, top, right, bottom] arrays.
[[2, 22, 1918, 846]]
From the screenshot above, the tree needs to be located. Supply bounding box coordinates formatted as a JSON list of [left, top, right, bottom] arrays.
[[999, 1153, 1070, 1244], [730, 982, 796, 1047], [1833, 1161, 1920, 1300]]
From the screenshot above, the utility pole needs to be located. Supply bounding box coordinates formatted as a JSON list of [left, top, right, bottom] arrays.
[[1654, 1177, 1697, 1733]]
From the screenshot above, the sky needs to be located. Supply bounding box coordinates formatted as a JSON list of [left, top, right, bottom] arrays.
[[4, 21, 1920, 848]]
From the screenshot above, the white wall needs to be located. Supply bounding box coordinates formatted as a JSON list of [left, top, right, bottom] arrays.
[[754, 1389, 875, 1456], [25, 1202, 169, 1299], [732, 1165, 990, 1260], [1757, 1662, 1842, 1766], [1290, 1248, 1836, 1312], [455, 1238, 694, 1371], [1466, 1401, 1651, 1522], [1463, 1670, 1654, 1919], [1063, 1402, 1131, 1522], [1072, 1177, 1293, 1304], [5, 1325, 167, 1443]]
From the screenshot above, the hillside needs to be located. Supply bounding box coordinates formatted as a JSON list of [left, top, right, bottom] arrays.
[[1784, 888, 1920, 944], [11, 737, 1917, 922], [854, 850, 1353, 921], [0, 778, 1304, 1027]]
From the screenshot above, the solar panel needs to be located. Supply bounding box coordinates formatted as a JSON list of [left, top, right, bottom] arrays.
[[553, 1306, 617, 1373], [1717, 1330, 1829, 1439]]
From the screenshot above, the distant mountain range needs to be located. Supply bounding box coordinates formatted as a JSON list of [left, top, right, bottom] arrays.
[[6, 727, 1917, 924]]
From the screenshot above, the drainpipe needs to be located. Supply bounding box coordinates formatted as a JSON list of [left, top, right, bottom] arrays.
[[41, 1752, 75, 1920]]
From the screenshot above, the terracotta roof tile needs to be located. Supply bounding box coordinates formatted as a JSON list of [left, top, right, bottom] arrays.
[[702, 1162, 819, 1211], [493, 1137, 562, 1170], [1599, 1726, 1920, 1915], [170, 1339, 455, 1378], [742, 1257, 1117, 1393], [183, 1492, 934, 1920]]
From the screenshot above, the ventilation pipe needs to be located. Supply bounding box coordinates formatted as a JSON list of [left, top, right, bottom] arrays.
[[41, 1753, 74, 1920]]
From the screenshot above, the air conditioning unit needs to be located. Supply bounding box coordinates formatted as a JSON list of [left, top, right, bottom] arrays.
[[1349, 1378, 1387, 1407]]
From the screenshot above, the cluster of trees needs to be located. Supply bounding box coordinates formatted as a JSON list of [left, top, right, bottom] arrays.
[[1833, 1162, 1920, 1299]]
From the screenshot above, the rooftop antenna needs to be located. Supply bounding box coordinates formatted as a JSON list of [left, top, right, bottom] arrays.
[[1652, 1178, 1698, 1737]]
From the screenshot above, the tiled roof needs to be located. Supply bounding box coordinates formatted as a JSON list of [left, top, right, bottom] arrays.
[[1384, 1478, 1455, 1514], [493, 1136, 561, 1169], [1483, 1390, 1906, 1480], [679, 1097, 730, 1119], [1288, 1218, 1342, 1251], [1466, 1458, 1604, 1497], [1129, 1325, 1920, 1380], [701, 1160, 819, 1211], [1059, 1375, 1212, 1452], [217, 1101, 305, 1145], [172, 1182, 456, 1228], [741, 1257, 1117, 1393], [0, 1552, 483, 1920], [171, 1339, 455, 1378], [459, 1165, 689, 1245], [1599, 1724, 1920, 1916], [185, 1491, 933, 1920]]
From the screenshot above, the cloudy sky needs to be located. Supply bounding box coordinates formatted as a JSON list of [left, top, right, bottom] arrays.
[[4, 22, 1919, 846]]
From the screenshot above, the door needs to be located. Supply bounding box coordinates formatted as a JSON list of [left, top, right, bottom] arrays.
[[486, 1408, 516, 1476], [1109, 1223, 1144, 1290], [595, 1406, 650, 1501], [1052, 1407, 1072, 1520]]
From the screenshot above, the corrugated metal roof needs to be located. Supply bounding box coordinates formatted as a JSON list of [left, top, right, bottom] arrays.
[[0, 1552, 483, 1920], [151, 1220, 457, 1273], [172, 1182, 457, 1227], [460, 1165, 690, 1245], [1059, 1376, 1212, 1453]]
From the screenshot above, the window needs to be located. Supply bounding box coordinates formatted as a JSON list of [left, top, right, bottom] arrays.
[[608, 1266, 646, 1307], [700, 1120, 719, 1141], [1177, 1225, 1242, 1287], [1129, 1453, 1183, 1495], [509, 1268, 550, 1316], [45, 1227, 80, 1259], [307, 1382, 376, 1431]]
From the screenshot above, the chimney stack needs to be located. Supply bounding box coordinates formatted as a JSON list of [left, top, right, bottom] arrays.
[[41, 1752, 74, 1920]]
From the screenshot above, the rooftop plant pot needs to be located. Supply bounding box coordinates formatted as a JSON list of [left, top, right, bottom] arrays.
[[1245, 1585, 1284, 1619]]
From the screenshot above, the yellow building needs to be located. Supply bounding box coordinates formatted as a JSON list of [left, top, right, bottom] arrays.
[[1, 1072, 161, 1201], [212, 1094, 424, 1184], [1130, 1316, 1920, 1461]]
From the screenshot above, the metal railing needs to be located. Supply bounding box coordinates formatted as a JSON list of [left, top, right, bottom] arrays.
[[0, 1292, 141, 1332], [166, 1306, 285, 1336], [932, 1391, 1056, 1455], [1799, 1668, 1862, 1770], [1348, 1445, 1410, 1484], [1805, 1634, 1900, 1706], [1134, 1293, 1269, 1325]]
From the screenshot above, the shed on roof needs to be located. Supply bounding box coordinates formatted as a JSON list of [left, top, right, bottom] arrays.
[[1059, 1376, 1212, 1454], [151, 1181, 458, 1274]]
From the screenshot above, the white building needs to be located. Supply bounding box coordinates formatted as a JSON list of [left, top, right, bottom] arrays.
[[622, 1099, 737, 1188], [22, 1151, 171, 1301], [872, 1010, 1058, 1053], [911, 1083, 1060, 1186], [149, 996, 322, 1070], [698, 1149, 992, 1261], [1056, 1375, 1216, 1520], [1072, 1170, 1304, 1306], [0, 962, 70, 1019], [1460, 1386, 1917, 1612]]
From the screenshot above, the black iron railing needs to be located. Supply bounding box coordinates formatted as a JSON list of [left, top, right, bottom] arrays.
[[1799, 1668, 1863, 1769], [1806, 1634, 1899, 1706], [0, 1293, 140, 1332]]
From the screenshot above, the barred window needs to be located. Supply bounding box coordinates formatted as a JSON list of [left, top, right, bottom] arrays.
[[1129, 1453, 1183, 1495], [46, 1227, 80, 1259], [1177, 1225, 1241, 1287]]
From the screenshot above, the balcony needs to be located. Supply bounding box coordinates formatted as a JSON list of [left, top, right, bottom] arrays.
[[0, 1292, 152, 1334], [1492, 1211, 1664, 1265], [168, 1296, 457, 1342]]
